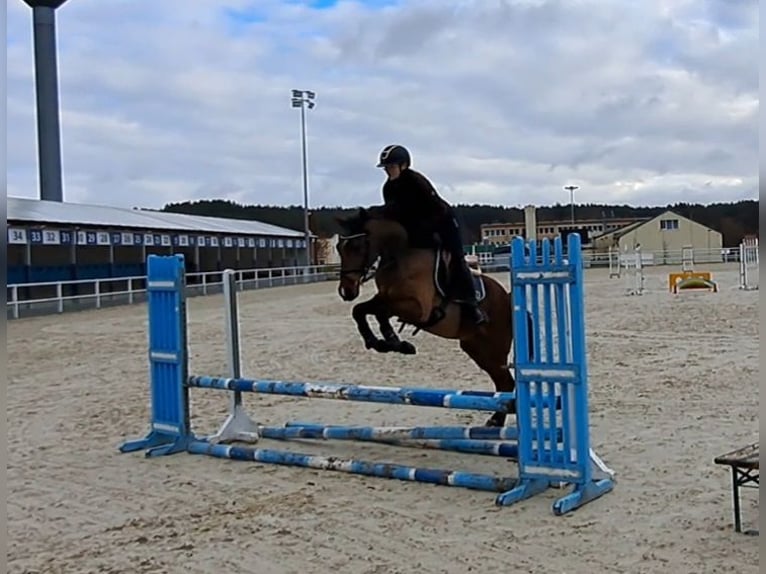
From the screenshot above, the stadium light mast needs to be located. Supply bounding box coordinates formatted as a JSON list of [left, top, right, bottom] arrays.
[[564, 185, 579, 227], [23, 0, 70, 203], [291, 89, 316, 267]]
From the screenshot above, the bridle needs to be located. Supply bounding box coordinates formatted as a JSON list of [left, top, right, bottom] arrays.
[[337, 232, 378, 285]]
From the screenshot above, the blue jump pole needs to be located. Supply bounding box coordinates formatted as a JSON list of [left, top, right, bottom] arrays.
[[258, 425, 520, 459], [280, 422, 521, 441], [187, 376, 517, 413], [187, 440, 519, 494], [502, 234, 615, 514]]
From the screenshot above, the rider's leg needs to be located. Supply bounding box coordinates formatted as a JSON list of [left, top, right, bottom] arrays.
[[440, 216, 488, 325]]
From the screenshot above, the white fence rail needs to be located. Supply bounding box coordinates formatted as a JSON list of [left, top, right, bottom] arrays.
[[476, 246, 737, 268], [7, 264, 340, 320], [583, 247, 736, 268], [6, 246, 742, 320]]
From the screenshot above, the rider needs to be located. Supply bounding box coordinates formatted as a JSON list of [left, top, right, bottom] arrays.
[[376, 144, 488, 325]]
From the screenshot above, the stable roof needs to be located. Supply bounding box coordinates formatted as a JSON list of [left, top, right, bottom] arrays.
[[591, 218, 648, 241], [7, 196, 305, 238]]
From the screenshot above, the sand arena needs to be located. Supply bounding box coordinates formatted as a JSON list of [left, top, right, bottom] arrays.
[[7, 262, 758, 573]]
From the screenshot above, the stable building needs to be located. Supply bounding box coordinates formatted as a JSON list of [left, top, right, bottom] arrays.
[[479, 210, 643, 246], [7, 196, 310, 284], [591, 210, 723, 263]]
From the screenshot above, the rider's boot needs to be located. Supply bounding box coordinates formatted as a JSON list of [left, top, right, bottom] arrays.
[[455, 265, 488, 326]]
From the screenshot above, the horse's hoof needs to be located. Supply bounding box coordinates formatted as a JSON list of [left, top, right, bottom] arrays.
[[366, 339, 392, 353], [484, 415, 505, 427], [365, 339, 383, 351], [375, 340, 393, 353], [395, 341, 417, 355]]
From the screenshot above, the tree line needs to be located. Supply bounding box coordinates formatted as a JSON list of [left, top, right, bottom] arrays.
[[160, 198, 759, 247]]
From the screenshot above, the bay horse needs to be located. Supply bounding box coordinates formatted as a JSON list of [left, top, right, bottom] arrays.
[[335, 207, 526, 427]]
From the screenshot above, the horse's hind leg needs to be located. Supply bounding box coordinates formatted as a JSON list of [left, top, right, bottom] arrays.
[[459, 336, 515, 427], [484, 365, 516, 427]]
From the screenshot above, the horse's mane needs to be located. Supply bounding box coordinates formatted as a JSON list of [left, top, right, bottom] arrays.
[[337, 206, 388, 236], [337, 206, 409, 256]]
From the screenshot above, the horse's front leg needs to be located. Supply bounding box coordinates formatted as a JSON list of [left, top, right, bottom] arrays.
[[374, 309, 416, 355], [351, 296, 391, 353]]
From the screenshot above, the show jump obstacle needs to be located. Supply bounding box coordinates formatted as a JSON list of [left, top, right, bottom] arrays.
[[738, 237, 759, 291], [119, 234, 615, 516], [668, 246, 718, 294], [607, 245, 645, 295]]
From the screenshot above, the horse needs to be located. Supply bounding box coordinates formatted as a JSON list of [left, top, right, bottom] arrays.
[[334, 206, 526, 427]]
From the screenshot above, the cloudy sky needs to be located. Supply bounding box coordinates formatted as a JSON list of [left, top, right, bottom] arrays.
[[7, 0, 758, 211]]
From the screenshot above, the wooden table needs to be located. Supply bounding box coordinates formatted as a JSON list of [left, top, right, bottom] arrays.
[[714, 442, 759, 534]]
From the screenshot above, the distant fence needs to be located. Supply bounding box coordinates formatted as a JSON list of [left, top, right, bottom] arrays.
[[480, 246, 738, 269], [5, 246, 742, 320]]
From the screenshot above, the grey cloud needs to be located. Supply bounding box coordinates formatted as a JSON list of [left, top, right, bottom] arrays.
[[6, 0, 757, 211]]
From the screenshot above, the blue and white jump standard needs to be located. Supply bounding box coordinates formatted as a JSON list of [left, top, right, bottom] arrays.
[[118, 234, 615, 515]]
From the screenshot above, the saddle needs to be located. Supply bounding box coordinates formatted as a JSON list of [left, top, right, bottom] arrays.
[[432, 249, 486, 303], [395, 247, 487, 334]]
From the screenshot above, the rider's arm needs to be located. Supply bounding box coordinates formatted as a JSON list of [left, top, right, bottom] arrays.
[[404, 171, 450, 225], [381, 180, 406, 220]]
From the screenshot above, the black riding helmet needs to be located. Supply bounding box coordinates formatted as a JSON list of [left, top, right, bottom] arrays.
[[377, 144, 411, 167]]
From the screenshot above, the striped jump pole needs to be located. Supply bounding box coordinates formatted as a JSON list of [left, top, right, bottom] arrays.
[[187, 441, 519, 494], [279, 422, 522, 441], [187, 376, 518, 413], [258, 423, 521, 458], [118, 233, 615, 516]]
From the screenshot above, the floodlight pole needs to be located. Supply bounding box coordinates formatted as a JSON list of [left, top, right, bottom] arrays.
[[300, 102, 310, 266], [291, 89, 315, 267], [564, 185, 579, 226], [23, 0, 70, 203]]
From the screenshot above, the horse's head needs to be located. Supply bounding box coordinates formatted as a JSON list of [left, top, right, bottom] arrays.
[[335, 207, 376, 301], [335, 206, 410, 301]]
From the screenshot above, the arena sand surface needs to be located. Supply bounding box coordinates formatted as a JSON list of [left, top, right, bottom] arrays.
[[8, 263, 759, 574]]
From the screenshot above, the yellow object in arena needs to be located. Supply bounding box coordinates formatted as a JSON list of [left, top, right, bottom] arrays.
[[669, 271, 718, 293]]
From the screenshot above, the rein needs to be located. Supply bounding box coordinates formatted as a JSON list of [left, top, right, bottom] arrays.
[[338, 231, 393, 283]]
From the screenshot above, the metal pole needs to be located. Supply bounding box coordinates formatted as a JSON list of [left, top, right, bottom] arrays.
[[570, 189, 575, 225], [300, 103, 311, 267], [26, 3, 68, 202], [223, 270, 242, 382], [208, 269, 259, 445], [564, 185, 578, 227]]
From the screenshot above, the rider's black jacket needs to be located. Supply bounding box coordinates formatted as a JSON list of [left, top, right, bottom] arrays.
[[382, 168, 452, 247]]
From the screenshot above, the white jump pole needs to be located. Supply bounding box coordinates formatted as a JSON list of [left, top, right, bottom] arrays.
[[738, 237, 759, 291], [608, 246, 620, 278], [623, 246, 645, 296], [681, 246, 694, 272]]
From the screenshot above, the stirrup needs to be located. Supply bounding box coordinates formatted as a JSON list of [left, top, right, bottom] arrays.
[[473, 309, 488, 325], [467, 303, 488, 324]]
